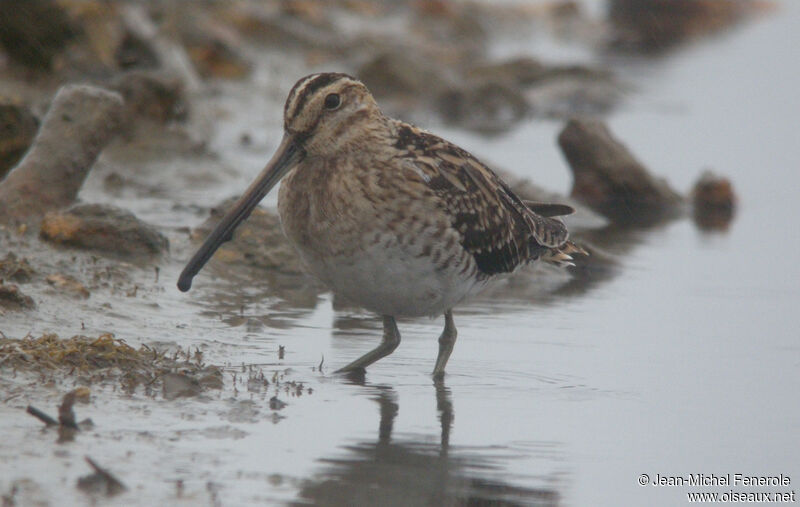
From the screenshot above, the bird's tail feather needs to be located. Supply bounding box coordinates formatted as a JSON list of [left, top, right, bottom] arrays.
[[541, 241, 588, 268]]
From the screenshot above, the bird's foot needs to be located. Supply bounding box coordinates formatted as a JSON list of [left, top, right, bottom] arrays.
[[335, 367, 366, 384], [334, 365, 367, 382]]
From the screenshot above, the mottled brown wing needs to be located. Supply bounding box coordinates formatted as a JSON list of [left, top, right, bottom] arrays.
[[394, 123, 568, 276]]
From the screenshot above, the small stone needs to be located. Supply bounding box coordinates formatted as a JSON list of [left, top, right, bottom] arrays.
[[410, 0, 487, 55], [182, 24, 252, 80], [111, 71, 187, 123], [40, 204, 168, 258], [46, 273, 91, 299], [193, 198, 302, 274], [269, 396, 287, 411], [437, 81, 529, 133], [0, 281, 35, 312], [0, 102, 39, 180], [77, 457, 126, 496], [0, 0, 76, 69], [358, 51, 445, 100], [526, 70, 622, 119], [162, 372, 202, 400], [608, 0, 766, 53], [0, 252, 35, 283], [466, 57, 547, 86], [63, 1, 126, 70], [199, 370, 224, 390], [691, 170, 737, 231], [221, 3, 342, 52], [466, 59, 621, 120], [115, 31, 160, 69]]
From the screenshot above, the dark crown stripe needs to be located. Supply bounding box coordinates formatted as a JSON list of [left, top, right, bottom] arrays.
[[285, 73, 352, 125]]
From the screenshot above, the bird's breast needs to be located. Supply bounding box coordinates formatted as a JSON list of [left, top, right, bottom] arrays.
[[276, 157, 481, 316], [278, 158, 372, 258]]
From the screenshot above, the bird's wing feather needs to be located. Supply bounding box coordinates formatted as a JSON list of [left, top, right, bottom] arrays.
[[522, 201, 575, 218], [395, 123, 569, 276]]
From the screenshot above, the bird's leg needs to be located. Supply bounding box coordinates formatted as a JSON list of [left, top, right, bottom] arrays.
[[432, 310, 457, 379], [335, 315, 401, 374], [434, 377, 453, 454]]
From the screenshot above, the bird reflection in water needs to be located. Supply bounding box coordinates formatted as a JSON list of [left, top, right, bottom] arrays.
[[294, 379, 561, 506]]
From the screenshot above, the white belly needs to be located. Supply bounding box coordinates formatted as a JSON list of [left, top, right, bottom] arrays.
[[299, 239, 478, 317]]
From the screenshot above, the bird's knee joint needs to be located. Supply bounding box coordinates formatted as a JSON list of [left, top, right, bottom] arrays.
[[438, 331, 456, 345]]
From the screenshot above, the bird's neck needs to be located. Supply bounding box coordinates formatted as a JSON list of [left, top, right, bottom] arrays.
[[305, 112, 393, 159]]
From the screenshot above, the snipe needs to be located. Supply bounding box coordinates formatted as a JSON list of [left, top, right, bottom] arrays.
[[178, 72, 583, 378]]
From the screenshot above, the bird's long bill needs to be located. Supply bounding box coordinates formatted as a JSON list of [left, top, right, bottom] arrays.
[[177, 134, 301, 292]]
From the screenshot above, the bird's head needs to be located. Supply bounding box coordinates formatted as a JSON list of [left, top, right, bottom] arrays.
[[283, 72, 382, 156], [177, 73, 381, 292]]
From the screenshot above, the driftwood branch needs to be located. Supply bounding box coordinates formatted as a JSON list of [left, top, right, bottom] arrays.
[[80, 456, 127, 495], [26, 405, 59, 426], [558, 118, 684, 224], [0, 85, 124, 223]]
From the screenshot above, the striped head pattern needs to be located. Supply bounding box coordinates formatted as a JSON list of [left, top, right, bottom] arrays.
[[283, 73, 383, 156]]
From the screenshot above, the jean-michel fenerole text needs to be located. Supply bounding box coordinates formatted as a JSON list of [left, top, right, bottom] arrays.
[[652, 474, 791, 487]]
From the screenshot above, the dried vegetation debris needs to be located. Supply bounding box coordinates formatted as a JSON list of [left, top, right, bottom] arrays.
[[0, 333, 222, 394]]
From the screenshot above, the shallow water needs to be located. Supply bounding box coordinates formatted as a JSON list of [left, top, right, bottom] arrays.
[[2, 3, 800, 506]]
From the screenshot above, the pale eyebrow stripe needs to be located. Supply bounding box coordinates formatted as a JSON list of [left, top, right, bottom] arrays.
[[286, 73, 351, 122]]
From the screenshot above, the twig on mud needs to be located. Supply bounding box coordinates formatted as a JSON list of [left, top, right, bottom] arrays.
[[79, 456, 126, 495], [318, 355, 324, 372], [58, 391, 79, 429], [26, 405, 59, 426]]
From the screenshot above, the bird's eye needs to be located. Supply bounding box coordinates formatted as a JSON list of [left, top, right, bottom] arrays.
[[324, 93, 341, 110]]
